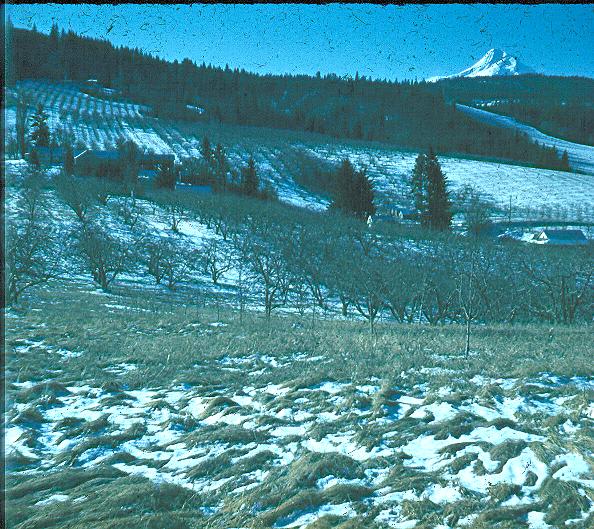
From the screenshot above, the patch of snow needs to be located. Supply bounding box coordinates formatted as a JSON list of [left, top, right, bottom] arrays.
[[421, 483, 462, 504], [34, 494, 70, 506], [526, 511, 551, 529], [276, 502, 356, 528], [552, 453, 594, 485]]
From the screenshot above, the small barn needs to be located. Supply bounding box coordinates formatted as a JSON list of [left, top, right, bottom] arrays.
[[139, 153, 176, 179], [531, 229, 588, 246]]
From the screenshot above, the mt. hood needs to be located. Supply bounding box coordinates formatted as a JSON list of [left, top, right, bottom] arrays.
[[427, 48, 535, 82]]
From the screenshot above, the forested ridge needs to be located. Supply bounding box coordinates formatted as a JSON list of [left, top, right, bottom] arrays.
[[5, 22, 573, 171], [432, 75, 594, 146]]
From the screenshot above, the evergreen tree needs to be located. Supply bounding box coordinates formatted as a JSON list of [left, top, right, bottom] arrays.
[[117, 140, 139, 184], [15, 91, 30, 158], [5, 18, 15, 87], [213, 143, 229, 192], [29, 103, 50, 148], [241, 157, 259, 197], [63, 141, 75, 175], [425, 148, 452, 231], [330, 159, 375, 221], [330, 159, 357, 216], [351, 167, 375, 220], [29, 148, 41, 167], [154, 160, 176, 190], [201, 136, 212, 164], [410, 153, 427, 214], [49, 137, 60, 164]]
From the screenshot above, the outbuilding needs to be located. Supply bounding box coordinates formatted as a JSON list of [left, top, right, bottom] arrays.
[[531, 229, 588, 246]]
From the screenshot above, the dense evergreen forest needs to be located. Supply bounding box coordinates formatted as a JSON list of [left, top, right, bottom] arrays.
[[432, 76, 594, 145], [5, 22, 574, 171], [478, 102, 593, 146]]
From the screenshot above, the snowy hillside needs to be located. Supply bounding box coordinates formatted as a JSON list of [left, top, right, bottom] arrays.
[[303, 145, 594, 221], [5, 80, 594, 221], [427, 48, 535, 82], [3, 81, 328, 211]]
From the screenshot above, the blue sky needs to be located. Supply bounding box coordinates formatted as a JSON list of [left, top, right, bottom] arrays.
[[6, 4, 594, 80]]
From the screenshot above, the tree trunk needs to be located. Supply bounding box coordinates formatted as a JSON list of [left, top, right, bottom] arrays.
[[98, 268, 109, 291], [465, 317, 471, 358], [340, 296, 348, 317]]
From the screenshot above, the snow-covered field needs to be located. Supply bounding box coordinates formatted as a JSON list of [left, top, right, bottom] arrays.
[[5, 80, 594, 220], [303, 144, 594, 221]]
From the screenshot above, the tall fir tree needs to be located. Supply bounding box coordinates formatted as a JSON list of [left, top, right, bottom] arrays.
[[117, 140, 140, 184], [330, 159, 375, 221], [213, 143, 229, 192], [16, 92, 30, 157], [330, 159, 356, 216], [351, 167, 375, 220], [29, 103, 50, 148], [29, 148, 41, 167], [411, 153, 428, 214], [201, 136, 212, 164], [154, 160, 176, 190], [241, 156, 259, 197], [425, 148, 452, 231], [561, 150, 570, 171]]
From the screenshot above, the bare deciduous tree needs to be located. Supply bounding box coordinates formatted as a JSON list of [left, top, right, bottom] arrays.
[[521, 247, 593, 324], [87, 177, 114, 206], [5, 180, 61, 305], [54, 173, 94, 223], [247, 236, 291, 318], [456, 185, 495, 236], [145, 238, 196, 290], [166, 202, 186, 233], [77, 225, 129, 291], [114, 195, 142, 228], [381, 250, 424, 323], [456, 245, 481, 357], [203, 238, 234, 285]]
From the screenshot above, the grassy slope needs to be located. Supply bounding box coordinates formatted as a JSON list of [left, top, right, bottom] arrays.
[[4, 282, 594, 529]]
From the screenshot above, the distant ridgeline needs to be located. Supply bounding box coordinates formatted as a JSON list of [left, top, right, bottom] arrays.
[[5, 22, 573, 171], [430, 76, 594, 146]]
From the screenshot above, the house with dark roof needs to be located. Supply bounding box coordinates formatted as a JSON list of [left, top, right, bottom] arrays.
[[531, 229, 588, 246], [74, 150, 175, 179], [139, 153, 176, 179], [74, 149, 121, 177]]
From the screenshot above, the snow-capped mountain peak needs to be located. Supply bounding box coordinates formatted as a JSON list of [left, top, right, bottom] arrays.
[[427, 48, 535, 82]]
